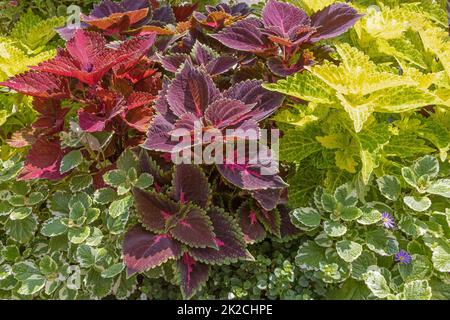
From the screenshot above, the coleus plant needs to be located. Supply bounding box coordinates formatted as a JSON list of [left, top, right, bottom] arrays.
[[210, 0, 363, 76], [0, 28, 161, 181], [143, 59, 287, 209], [192, 2, 252, 31], [123, 163, 253, 298]]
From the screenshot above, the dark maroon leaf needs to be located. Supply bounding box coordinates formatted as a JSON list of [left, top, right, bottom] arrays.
[[133, 188, 180, 233], [138, 149, 169, 186], [189, 207, 252, 264], [32, 99, 70, 134], [171, 165, 210, 208], [251, 188, 283, 211], [178, 253, 210, 299], [170, 206, 217, 249], [236, 202, 266, 244], [123, 226, 181, 275], [256, 207, 281, 237], [279, 205, 302, 240]]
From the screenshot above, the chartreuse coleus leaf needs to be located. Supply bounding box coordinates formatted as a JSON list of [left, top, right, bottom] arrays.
[[10, 9, 64, 52], [264, 43, 440, 132]]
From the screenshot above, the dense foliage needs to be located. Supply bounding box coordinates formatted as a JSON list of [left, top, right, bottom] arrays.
[[0, 0, 449, 300]]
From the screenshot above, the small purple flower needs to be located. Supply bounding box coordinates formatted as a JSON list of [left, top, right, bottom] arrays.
[[381, 212, 395, 229], [395, 250, 412, 265]]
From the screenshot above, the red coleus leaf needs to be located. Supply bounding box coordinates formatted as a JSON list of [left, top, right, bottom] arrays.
[[120, 58, 159, 84], [82, 8, 149, 34], [32, 30, 115, 86], [171, 164, 210, 208], [18, 138, 67, 181], [32, 98, 70, 134], [177, 253, 210, 299], [189, 207, 252, 264], [32, 30, 155, 86], [236, 201, 266, 244], [78, 89, 126, 132], [169, 206, 217, 249], [121, 92, 155, 132], [112, 33, 157, 75], [123, 226, 182, 276], [0, 71, 70, 99], [173, 3, 198, 22], [133, 188, 180, 233]]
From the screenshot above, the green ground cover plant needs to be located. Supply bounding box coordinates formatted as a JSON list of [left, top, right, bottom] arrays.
[[0, 0, 449, 300]]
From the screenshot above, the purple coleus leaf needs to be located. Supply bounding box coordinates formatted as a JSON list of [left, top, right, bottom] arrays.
[[152, 5, 176, 24], [189, 207, 253, 264], [123, 226, 181, 276], [169, 206, 217, 249], [171, 164, 210, 208], [133, 188, 180, 233], [216, 145, 288, 191], [222, 79, 284, 122], [310, 3, 364, 42], [236, 202, 266, 244], [262, 0, 310, 39], [210, 18, 272, 53], [204, 98, 255, 129], [205, 2, 251, 17], [160, 41, 238, 76], [178, 253, 210, 299], [145, 64, 283, 154], [251, 188, 283, 211], [166, 61, 220, 118], [143, 114, 179, 152]]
